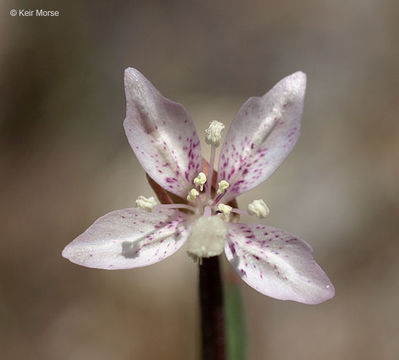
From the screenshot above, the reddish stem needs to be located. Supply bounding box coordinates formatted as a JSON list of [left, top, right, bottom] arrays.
[[199, 256, 226, 360]]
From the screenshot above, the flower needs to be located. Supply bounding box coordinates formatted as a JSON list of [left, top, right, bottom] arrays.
[[62, 68, 335, 304]]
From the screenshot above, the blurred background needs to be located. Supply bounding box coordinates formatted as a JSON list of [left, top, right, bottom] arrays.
[[1, 0, 398, 359]]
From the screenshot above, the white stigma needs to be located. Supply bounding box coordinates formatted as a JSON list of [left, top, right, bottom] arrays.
[[187, 188, 200, 201], [186, 216, 227, 260], [136, 196, 158, 212], [205, 120, 225, 147], [193, 172, 207, 191], [248, 199, 270, 218], [216, 180, 229, 195], [217, 203, 232, 216]]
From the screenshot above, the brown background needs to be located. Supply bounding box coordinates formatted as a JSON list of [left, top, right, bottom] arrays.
[[1, 0, 398, 359]]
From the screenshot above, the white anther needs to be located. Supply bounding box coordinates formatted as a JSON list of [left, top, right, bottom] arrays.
[[187, 188, 200, 201], [187, 216, 227, 260], [217, 204, 232, 215], [205, 120, 225, 147], [248, 199, 270, 218], [136, 196, 158, 212], [193, 172, 207, 191], [216, 180, 230, 195]]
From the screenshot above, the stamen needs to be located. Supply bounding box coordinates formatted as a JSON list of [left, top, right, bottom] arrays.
[[212, 192, 225, 206], [204, 120, 225, 147], [217, 203, 232, 215], [136, 195, 158, 212], [216, 180, 229, 195], [204, 121, 225, 201], [193, 172, 207, 191], [187, 188, 200, 201], [205, 145, 216, 200], [248, 199, 270, 218]]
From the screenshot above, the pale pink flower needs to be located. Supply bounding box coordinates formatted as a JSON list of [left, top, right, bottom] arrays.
[[62, 68, 334, 304]]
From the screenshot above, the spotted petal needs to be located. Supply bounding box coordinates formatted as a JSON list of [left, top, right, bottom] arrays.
[[62, 208, 189, 270], [224, 223, 334, 304], [124, 68, 202, 198], [218, 72, 306, 202]]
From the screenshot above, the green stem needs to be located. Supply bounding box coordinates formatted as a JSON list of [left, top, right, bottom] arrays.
[[225, 281, 247, 360]]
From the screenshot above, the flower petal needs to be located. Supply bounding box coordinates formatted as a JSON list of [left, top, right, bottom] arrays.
[[224, 223, 334, 304], [124, 68, 202, 198], [62, 208, 189, 270], [218, 72, 306, 202]]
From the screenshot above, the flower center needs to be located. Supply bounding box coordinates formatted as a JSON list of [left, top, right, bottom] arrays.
[[135, 120, 271, 260]]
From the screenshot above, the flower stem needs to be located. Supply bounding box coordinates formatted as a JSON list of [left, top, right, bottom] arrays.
[[199, 256, 226, 360]]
